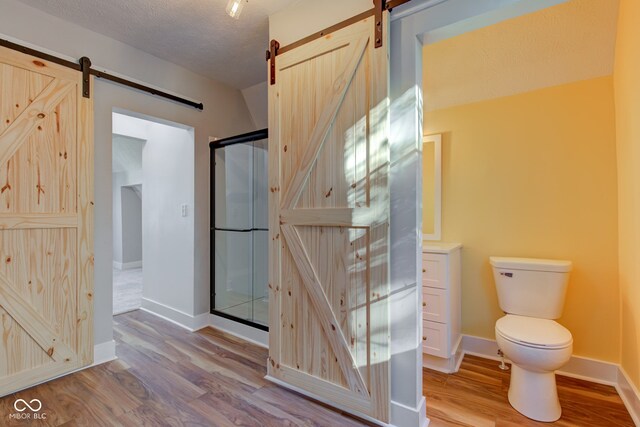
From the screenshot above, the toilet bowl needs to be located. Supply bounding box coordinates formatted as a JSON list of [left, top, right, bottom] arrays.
[[496, 314, 573, 422], [490, 257, 573, 422]]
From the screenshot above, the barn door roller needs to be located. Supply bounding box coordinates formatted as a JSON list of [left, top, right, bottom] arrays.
[[267, 40, 280, 86], [374, 0, 385, 48], [80, 56, 92, 98], [267, 0, 412, 84]]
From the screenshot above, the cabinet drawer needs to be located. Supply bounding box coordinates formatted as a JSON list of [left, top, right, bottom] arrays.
[[422, 321, 448, 358], [423, 287, 447, 323], [422, 253, 447, 289]]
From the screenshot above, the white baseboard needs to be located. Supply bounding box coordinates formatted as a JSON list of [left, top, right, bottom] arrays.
[[460, 334, 640, 425], [391, 396, 428, 427], [423, 335, 463, 374], [559, 354, 619, 385], [208, 313, 268, 348], [1, 340, 118, 398], [140, 298, 208, 332], [460, 334, 502, 362], [92, 340, 117, 366], [113, 260, 142, 270], [139, 300, 267, 345], [617, 366, 640, 426], [460, 334, 619, 385]]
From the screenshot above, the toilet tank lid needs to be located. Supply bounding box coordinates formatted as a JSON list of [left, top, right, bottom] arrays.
[[490, 257, 572, 272]]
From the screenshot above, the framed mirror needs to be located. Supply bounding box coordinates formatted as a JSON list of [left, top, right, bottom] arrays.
[[422, 134, 442, 241]]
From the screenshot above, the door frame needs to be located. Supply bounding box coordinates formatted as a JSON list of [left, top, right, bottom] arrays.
[[387, 1, 574, 426], [110, 109, 196, 322]]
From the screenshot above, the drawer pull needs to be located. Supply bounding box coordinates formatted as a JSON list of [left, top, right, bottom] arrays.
[[422, 336, 427, 341], [422, 302, 426, 307], [422, 268, 426, 273]]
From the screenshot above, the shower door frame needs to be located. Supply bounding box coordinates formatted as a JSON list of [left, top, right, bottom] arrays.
[[210, 128, 269, 331]]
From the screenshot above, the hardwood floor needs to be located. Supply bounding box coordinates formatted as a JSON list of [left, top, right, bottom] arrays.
[[425, 355, 635, 427], [2, 310, 371, 427], [0, 310, 633, 426]]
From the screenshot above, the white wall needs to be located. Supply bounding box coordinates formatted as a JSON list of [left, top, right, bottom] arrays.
[[241, 82, 268, 129], [121, 186, 142, 264], [141, 121, 195, 315], [0, 0, 255, 346], [112, 170, 143, 266], [113, 174, 124, 265], [269, 0, 372, 46]]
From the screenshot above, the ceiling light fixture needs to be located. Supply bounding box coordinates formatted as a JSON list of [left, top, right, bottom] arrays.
[[226, 0, 247, 19]]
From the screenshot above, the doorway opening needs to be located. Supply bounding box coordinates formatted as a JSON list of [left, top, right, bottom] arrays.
[[112, 110, 195, 317]]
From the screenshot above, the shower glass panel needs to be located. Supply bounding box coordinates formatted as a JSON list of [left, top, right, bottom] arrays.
[[211, 130, 268, 329]]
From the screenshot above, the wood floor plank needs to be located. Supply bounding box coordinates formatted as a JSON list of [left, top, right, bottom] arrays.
[[116, 399, 211, 427], [425, 354, 635, 427], [73, 364, 145, 417], [0, 311, 632, 426], [189, 390, 299, 427], [251, 384, 375, 427], [114, 340, 207, 405], [37, 374, 125, 427]]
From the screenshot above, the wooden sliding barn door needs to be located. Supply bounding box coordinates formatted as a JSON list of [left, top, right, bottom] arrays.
[[0, 46, 94, 395], [268, 14, 390, 422]]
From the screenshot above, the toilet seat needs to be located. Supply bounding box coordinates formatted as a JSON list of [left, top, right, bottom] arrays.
[[496, 315, 572, 349]]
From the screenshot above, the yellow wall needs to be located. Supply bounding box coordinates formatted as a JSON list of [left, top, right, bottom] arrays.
[[614, 0, 640, 388], [424, 77, 620, 361], [422, 141, 436, 235]]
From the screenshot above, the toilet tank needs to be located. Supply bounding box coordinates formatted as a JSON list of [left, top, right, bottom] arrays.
[[490, 257, 572, 319]]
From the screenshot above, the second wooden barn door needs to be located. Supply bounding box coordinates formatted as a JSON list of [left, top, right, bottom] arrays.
[[0, 46, 93, 395], [268, 14, 390, 422]]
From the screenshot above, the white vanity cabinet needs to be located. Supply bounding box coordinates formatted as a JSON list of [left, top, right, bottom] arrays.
[[422, 242, 463, 373]]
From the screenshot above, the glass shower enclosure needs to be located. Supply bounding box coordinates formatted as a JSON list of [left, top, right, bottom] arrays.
[[210, 129, 268, 330]]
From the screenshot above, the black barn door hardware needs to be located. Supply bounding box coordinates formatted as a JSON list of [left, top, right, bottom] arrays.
[[0, 38, 204, 110], [80, 56, 91, 98], [266, 40, 279, 85], [266, 0, 413, 84], [0, 38, 81, 70], [374, 0, 385, 48], [89, 68, 204, 110]]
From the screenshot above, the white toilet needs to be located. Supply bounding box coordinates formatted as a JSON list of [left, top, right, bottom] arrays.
[[490, 257, 573, 422]]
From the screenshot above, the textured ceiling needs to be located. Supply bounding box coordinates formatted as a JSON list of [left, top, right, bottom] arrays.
[[18, 0, 296, 89], [423, 0, 620, 111]]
